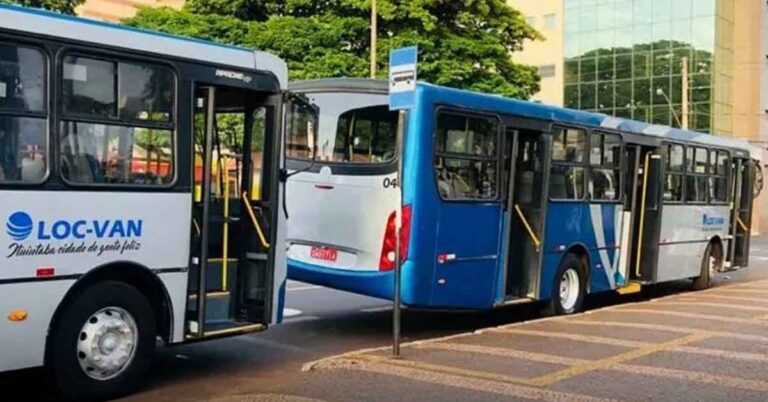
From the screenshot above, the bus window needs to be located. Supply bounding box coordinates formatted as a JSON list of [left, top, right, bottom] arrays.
[[663, 143, 684, 202], [0, 43, 47, 184], [685, 147, 708, 203], [60, 56, 176, 185], [709, 150, 729, 203], [550, 127, 586, 200], [332, 105, 397, 164], [434, 112, 498, 200], [589, 133, 621, 201], [285, 101, 317, 160]]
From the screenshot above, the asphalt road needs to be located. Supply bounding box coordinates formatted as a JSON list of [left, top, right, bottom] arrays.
[[4, 238, 768, 402]]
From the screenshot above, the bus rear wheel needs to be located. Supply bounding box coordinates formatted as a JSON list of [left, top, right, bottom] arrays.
[[693, 242, 722, 290], [546, 253, 586, 315], [48, 281, 156, 401]]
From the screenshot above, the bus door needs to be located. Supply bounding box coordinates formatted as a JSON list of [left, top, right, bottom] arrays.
[[187, 85, 280, 338], [626, 144, 663, 283], [504, 125, 548, 299], [729, 158, 756, 268]]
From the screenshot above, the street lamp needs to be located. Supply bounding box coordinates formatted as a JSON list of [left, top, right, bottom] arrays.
[[656, 87, 683, 128]]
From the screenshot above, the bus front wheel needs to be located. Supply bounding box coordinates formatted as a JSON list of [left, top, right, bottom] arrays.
[[546, 254, 586, 315], [48, 281, 156, 401]]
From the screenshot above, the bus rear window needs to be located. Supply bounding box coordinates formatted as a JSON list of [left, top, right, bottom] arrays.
[[330, 105, 397, 164]]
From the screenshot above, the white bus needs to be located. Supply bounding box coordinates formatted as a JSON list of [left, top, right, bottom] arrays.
[[285, 79, 400, 298], [0, 4, 316, 400]]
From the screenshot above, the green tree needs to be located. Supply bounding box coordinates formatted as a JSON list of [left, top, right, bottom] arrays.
[[126, 0, 542, 99], [0, 0, 84, 14]]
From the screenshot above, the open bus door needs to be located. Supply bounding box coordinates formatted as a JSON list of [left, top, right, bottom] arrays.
[[503, 119, 549, 300], [728, 158, 758, 268], [625, 144, 663, 285], [187, 85, 282, 338]]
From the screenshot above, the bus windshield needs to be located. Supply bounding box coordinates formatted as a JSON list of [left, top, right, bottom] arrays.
[[287, 92, 397, 164]]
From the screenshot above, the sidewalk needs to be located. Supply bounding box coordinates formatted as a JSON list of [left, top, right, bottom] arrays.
[[293, 279, 768, 402]]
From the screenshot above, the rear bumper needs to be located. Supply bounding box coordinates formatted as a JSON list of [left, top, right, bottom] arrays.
[[287, 259, 394, 300]]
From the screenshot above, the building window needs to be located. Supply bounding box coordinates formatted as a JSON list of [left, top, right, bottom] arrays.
[[543, 13, 556, 31], [539, 64, 556, 78], [0, 43, 48, 184], [550, 127, 586, 200], [60, 55, 176, 186], [526, 16, 536, 28], [434, 112, 498, 200]]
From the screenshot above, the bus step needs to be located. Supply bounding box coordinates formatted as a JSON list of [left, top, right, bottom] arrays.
[[186, 321, 265, 339], [188, 259, 238, 292], [246, 252, 268, 261], [187, 292, 232, 323], [617, 282, 642, 295]]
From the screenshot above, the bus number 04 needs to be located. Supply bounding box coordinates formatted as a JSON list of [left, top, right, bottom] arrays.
[[383, 178, 399, 189]]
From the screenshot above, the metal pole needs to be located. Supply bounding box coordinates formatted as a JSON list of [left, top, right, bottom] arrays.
[[393, 109, 405, 357], [370, 0, 378, 79], [657, 88, 682, 128], [681, 56, 689, 130]]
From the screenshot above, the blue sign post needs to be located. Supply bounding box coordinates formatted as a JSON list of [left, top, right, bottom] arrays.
[[389, 46, 417, 357], [389, 46, 418, 111]]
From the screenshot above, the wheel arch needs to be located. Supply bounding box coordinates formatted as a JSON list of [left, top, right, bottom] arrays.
[[45, 261, 174, 364]]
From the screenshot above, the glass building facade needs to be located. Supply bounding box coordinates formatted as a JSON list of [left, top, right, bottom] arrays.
[[563, 0, 734, 134]]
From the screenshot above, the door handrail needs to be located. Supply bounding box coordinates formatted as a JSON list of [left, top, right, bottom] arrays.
[[635, 151, 652, 278], [242, 192, 271, 249], [514, 204, 540, 251], [737, 216, 749, 232], [222, 156, 230, 292]]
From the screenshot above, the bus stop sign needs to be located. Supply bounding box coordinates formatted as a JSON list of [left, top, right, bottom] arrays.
[[389, 46, 418, 111]]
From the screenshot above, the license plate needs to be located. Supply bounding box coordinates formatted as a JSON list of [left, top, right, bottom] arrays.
[[310, 246, 338, 262]]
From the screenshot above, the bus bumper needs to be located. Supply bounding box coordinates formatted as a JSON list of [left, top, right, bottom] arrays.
[[287, 259, 395, 300]]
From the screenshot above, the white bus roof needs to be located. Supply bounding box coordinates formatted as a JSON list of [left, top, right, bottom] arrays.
[[0, 3, 287, 89]]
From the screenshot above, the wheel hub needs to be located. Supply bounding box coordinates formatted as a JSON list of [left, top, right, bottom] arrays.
[[77, 307, 138, 381], [559, 268, 580, 311]]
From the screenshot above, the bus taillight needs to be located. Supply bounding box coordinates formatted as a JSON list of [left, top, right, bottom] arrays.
[[379, 205, 412, 271]]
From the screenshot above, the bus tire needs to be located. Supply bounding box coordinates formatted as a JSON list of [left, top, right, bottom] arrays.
[[545, 253, 586, 315], [693, 242, 721, 290], [48, 281, 156, 402]]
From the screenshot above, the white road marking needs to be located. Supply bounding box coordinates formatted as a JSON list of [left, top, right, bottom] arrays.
[[288, 285, 324, 292], [283, 307, 303, 317]]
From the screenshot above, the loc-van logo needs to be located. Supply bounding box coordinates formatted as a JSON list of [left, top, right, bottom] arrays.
[[6, 211, 142, 242], [6, 212, 33, 241]]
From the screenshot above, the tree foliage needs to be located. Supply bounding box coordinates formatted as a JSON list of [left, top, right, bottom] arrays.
[[127, 0, 542, 99], [0, 0, 84, 14]]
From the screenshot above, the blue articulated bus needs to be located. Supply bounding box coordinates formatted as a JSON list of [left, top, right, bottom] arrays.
[[287, 80, 760, 314]]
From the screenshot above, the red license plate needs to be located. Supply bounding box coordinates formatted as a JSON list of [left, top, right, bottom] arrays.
[[310, 246, 338, 262]]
